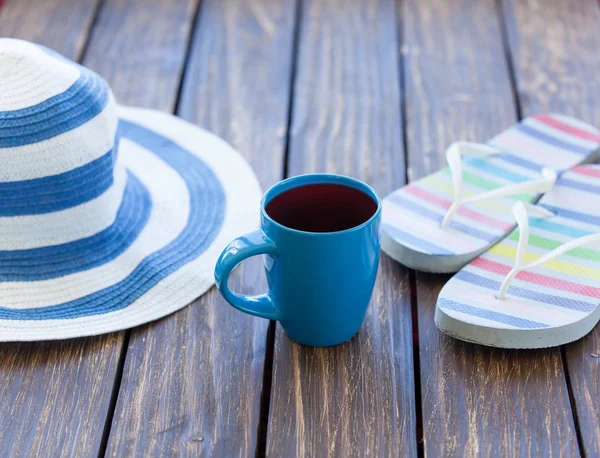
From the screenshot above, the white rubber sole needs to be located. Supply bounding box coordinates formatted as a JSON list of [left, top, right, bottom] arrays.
[[435, 299, 600, 349], [381, 230, 491, 273]]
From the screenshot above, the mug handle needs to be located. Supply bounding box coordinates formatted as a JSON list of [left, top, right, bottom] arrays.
[[214, 229, 283, 320]]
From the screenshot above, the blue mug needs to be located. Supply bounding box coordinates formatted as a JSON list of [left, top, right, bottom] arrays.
[[214, 174, 381, 347]]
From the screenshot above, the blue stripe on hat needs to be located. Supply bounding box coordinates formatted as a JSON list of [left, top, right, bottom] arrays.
[[516, 124, 591, 155], [0, 144, 116, 216], [0, 69, 109, 147], [0, 171, 150, 281], [438, 298, 549, 329], [0, 120, 226, 320]]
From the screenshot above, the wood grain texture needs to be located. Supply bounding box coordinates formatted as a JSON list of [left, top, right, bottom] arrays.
[[503, 0, 600, 455], [0, 0, 100, 59], [417, 276, 578, 458], [84, 0, 198, 112], [565, 333, 600, 458], [0, 3, 124, 457], [0, 336, 122, 458], [402, 0, 517, 179], [267, 0, 416, 456], [104, 0, 297, 456], [402, 0, 580, 456]]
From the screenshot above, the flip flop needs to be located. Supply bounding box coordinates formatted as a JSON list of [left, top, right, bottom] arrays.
[[382, 114, 600, 273], [435, 164, 600, 348]]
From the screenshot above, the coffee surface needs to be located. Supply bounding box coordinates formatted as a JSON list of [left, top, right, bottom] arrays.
[[265, 183, 377, 233]]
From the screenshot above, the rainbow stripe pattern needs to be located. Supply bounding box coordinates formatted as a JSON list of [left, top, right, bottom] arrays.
[[436, 164, 600, 343], [382, 115, 600, 264]]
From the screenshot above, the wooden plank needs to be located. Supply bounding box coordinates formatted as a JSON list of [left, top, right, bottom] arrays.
[[503, 0, 600, 455], [566, 334, 600, 458], [0, 3, 124, 457], [104, 0, 297, 456], [83, 0, 198, 111], [0, 0, 99, 58], [416, 276, 578, 457], [402, 0, 581, 456], [0, 335, 122, 457], [266, 0, 416, 456]]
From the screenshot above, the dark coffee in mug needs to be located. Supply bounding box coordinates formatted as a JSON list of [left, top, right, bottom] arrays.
[[265, 183, 378, 233]]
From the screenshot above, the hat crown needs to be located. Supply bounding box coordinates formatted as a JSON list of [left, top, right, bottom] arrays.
[[0, 39, 121, 249], [0, 39, 79, 111]]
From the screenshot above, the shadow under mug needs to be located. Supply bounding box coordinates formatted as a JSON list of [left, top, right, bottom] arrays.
[[214, 174, 382, 347]]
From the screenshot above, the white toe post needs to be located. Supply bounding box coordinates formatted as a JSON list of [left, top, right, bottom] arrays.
[[497, 201, 600, 300], [440, 141, 558, 230]]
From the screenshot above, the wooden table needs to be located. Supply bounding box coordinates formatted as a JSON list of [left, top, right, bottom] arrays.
[[1, 0, 599, 456]]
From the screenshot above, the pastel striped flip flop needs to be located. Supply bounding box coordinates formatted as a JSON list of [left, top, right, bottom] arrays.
[[382, 115, 600, 273], [435, 165, 600, 348]]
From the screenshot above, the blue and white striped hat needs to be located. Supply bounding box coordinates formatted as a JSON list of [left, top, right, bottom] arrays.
[[0, 39, 261, 340]]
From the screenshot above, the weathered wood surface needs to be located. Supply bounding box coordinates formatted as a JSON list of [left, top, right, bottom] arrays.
[[0, 0, 100, 59], [84, 0, 198, 111], [402, 0, 580, 456], [104, 0, 297, 456], [416, 275, 578, 458], [503, 0, 600, 456], [0, 2, 124, 457], [0, 336, 122, 458], [267, 0, 416, 456], [2, 0, 600, 455]]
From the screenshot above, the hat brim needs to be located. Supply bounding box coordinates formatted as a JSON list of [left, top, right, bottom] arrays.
[[0, 106, 261, 341]]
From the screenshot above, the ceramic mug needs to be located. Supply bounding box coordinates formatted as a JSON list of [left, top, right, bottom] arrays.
[[214, 174, 381, 347]]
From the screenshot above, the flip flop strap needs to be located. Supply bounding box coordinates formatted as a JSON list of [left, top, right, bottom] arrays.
[[441, 141, 558, 229], [497, 201, 600, 299]]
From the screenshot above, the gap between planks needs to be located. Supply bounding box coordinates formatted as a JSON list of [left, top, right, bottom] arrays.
[[87, 0, 204, 454], [256, 1, 303, 455]]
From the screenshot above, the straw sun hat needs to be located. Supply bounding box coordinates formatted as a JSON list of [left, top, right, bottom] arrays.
[[0, 38, 261, 341]]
